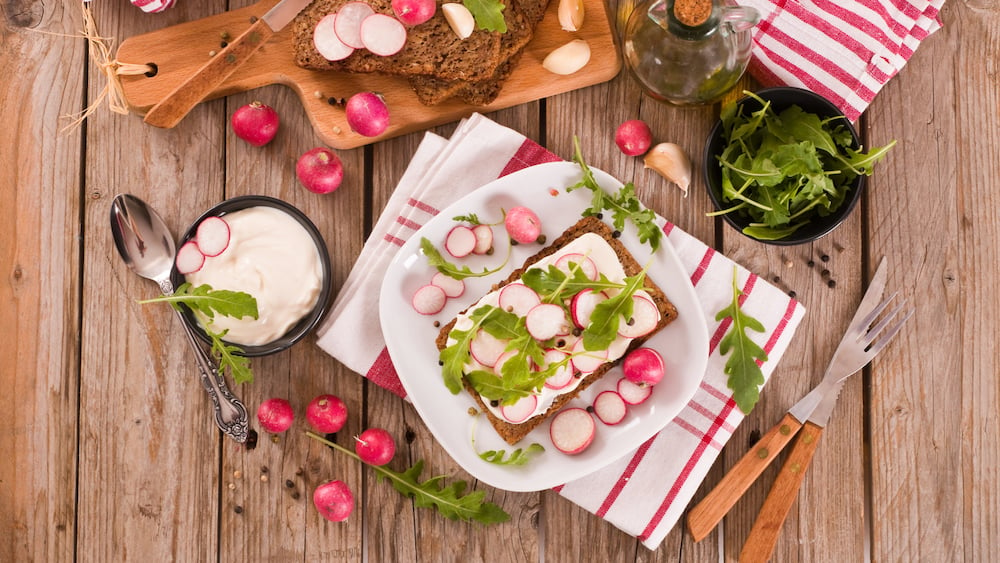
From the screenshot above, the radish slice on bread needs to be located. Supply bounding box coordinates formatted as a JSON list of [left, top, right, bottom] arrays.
[[313, 13, 355, 61], [525, 303, 567, 341], [617, 294, 660, 338], [555, 253, 598, 280], [549, 407, 595, 454], [500, 394, 538, 424], [469, 329, 506, 367], [498, 283, 541, 317], [360, 13, 407, 56], [334, 2, 375, 49]]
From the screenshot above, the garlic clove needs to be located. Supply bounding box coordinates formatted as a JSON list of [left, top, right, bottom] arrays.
[[542, 39, 591, 75], [643, 143, 692, 196], [442, 3, 475, 39], [558, 0, 585, 31]]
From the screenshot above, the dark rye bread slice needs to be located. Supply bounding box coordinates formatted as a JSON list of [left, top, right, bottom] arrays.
[[435, 216, 679, 445], [408, 0, 549, 105], [292, 0, 504, 82]]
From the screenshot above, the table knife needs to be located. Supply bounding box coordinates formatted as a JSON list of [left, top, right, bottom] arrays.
[[143, 0, 313, 128]]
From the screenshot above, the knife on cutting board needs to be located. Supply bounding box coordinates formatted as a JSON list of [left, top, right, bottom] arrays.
[[143, 0, 312, 129]]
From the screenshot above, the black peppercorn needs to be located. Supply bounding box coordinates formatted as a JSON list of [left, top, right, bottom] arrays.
[[807, 259, 815, 268], [234, 505, 244, 514], [285, 479, 295, 489], [612, 230, 621, 238], [291, 491, 301, 500], [820, 254, 830, 262], [772, 276, 781, 283], [828, 279, 837, 288], [490, 400, 499, 407], [788, 290, 797, 298], [220, 41, 229, 48]]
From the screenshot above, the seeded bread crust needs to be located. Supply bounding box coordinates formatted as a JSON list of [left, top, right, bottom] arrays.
[[435, 216, 679, 445]]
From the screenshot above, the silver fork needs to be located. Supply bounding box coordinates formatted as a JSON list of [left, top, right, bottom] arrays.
[[687, 257, 914, 562]]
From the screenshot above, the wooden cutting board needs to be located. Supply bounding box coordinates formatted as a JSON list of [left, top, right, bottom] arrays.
[[117, 0, 622, 149]]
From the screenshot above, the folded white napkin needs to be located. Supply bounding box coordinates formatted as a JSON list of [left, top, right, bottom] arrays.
[[739, 0, 945, 121], [316, 114, 805, 549]]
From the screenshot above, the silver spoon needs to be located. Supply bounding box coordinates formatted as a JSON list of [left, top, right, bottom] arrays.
[[110, 194, 251, 443]]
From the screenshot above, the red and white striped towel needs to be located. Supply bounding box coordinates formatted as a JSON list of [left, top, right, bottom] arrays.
[[740, 0, 945, 121], [315, 114, 805, 549]]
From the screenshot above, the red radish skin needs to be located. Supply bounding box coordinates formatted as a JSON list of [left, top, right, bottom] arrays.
[[444, 225, 477, 258], [617, 294, 660, 338], [334, 2, 375, 49], [355, 427, 396, 466], [570, 289, 608, 329], [430, 271, 465, 298], [549, 407, 596, 454], [313, 13, 355, 61], [313, 480, 354, 522], [593, 390, 627, 425], [469, 329, 506, 367], [555, 253, 598, 280], [525, 303, 568, 341], [175, 240, 205, 274], [411, 284, 446, 315], [296, 147, 344, 194], [306, 394, 348, 434], [359, 13, 407, 56], [622, 347, 665, 386], [617, 377, 653, 405], [542, 349, 574, 390], [498, 283, 541, 317], [195, 216, 230, 257], [504, 206, 542, 244], [392, 0, 436, 25], [500, 395, 538, 423], [230, 101, 279, 147], [345, 92, 390, 137], [256, 398, 295, 434], [471, 224, 494, 254], [615, 120, 653, 156]]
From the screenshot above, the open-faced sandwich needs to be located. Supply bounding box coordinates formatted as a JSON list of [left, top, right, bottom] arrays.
[[435, 216, 678, 446]]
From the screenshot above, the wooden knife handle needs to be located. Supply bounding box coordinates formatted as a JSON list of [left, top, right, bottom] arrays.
[[143, 18, 274, 128], [739, 421, 825, 563], [687, 412, 803, 542]]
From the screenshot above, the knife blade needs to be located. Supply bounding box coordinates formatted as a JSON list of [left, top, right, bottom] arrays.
[[143, 0, 313, 129]]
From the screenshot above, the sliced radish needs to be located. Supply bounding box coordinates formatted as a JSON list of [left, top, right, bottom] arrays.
[[469, 329, 506, 367], [430, 271, 465, 298], [175, 241, 205, 274], [542, 349, 574, 390], [570, 289, 608, 329], [500, 394, 538, 424], [618, 376, 654, 405], [555, 253, 598, 280], [313, 13, 355, 61], [493, 350, 519, 374], [411, 284, 446, 315], [549, 407, 596, 454], [617, 294, 661, 338], [444, 225, 476, 258], [593, 391, 627, 425], [498, 283, 541, 317], [360, 13, 407, 56], [334, 2, 374, 49], [471, 224, 494, 255], [525, 303, 567, 341], [195, 216, 230, 257], [570, 338, 608, 374]]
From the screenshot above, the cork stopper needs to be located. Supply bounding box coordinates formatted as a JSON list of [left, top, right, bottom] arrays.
[[672, 0, 712, 27]]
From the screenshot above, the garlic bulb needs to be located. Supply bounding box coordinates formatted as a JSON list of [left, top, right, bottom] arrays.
[[643, 143, 692, 196]]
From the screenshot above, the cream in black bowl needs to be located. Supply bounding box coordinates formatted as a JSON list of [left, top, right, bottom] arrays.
[[171, 196, 332, 356], [704, 87, 892, 245]]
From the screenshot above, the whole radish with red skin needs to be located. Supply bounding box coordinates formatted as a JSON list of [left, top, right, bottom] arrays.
[[504, 206, 543, 244], [622, 347, 665, 386], [615, 119, 652, 156], [306, 394, 348, 434], [313, 480, 354, 522], [257, 398, 294, 434], [296, 147, 344, 194], [231, 101, 279, 147], [345, 92, 390, 137], [354, 427, 396, 466], [392, 0, 436, 25]]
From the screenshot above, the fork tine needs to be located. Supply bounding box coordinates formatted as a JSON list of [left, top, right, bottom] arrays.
[[853, 291, 899, 342], [860, 299, 909, 348], [864, 307, 914, 357]]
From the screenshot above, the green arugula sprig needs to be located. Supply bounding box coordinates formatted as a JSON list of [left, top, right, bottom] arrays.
[[463, 0, 506, 32], [139, 283, 258, 384], [478, 443, 545, 466], [306, 431, 510, 524], [567, 137, 663, 252], [420, 237, 511, 280], [715, 267, 768, 413]]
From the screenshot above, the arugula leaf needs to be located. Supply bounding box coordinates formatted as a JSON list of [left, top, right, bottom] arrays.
[[207, 328, 254, 385], [453, 213, 482, 225], [582, 269, 648, 351], [440, 306, 498, 394], [306, 432, 510, 524], [139, 283, 258, 320], [420, 237, 510, 280], [521, 263, 623, 305], [567, 137, 663, 252], [478, 443, 545, 466], [463, 0, 506, 32], [715, 267, 768, 413]]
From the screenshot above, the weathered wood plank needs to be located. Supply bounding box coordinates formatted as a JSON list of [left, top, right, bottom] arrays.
[[0, 2, 85, 562]]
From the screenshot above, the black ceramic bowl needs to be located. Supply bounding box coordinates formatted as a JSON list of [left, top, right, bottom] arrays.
[[704, 87, 864, 245], [171, 195, 332, 357]]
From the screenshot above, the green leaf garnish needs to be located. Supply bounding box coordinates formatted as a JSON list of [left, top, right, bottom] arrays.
[[440, 306, 499, 394], [462, 0, 506, 32], [567, 137, 663, 252], [138, 282, 258, 320], [306, 432, 510, 524], [478, 443, 545, 466], [715, 267, 768, 413], [420, 237, 511, 280], [453, 213, 482, 225], [582, 269, 648, 351], [207, 328, 254, 385]]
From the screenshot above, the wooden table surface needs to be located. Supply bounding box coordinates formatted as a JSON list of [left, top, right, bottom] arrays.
[[3, 1, 998, 561]]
